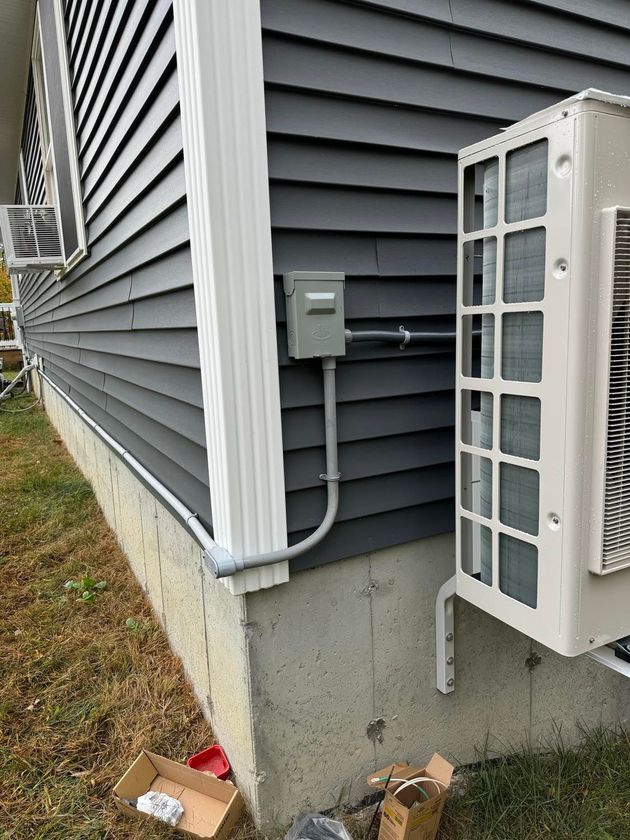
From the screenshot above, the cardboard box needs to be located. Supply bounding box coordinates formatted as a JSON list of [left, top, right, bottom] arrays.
[[113, 750, 243, 839], [368, 755, 453, 840]]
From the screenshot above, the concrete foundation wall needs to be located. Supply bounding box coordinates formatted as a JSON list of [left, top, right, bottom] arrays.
[[246, 541, 630, 823], [42, 380, 630, 828], [41, 382, 261, 815]]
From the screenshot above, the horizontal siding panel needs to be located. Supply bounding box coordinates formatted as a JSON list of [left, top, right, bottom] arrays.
[[104, 394, 208, 485], [279, 355, 454, 409], [132, 289, 196, 329], [103, 376, 205, 447], [40, 348, 105, 390], [56, 277, 132, 319], [285, 427, 454, 491], [263, 35, 560, 121], [27, 338, 82, 366], [80, 18, 175, 178], [85, 161, 186, 254], [503, 0, 630, 33], [75, 329, 199, 368], [353, 0, 452, 23], [86, 113, 182, 232], [358, 0, 630, 42], [281, 392, 455, 450], [68, 204, 190, 288], [268, 139, 456, 193], [78, 349, 204, 409], [130, 247, 193, 300], [77, 0, 169, 153], [263, 0, 630, 90], [83, 72, 180, 203], [46, 358, 108, 410], [25, 275, 131, 325], [72, 1, 136, 113], [48, 304, 134, 334], [69, 0, 99, 71], [47, 368, 212, 530], [289, 500, 454, 572], [449, 0, 630, 65], [271, 232, 456, 277], [287, 463, 454, 530], [270, 184, 457, 233], [70, 0, 117, 96], [262, 0, 453, 64], [266, 90, 503, 154]]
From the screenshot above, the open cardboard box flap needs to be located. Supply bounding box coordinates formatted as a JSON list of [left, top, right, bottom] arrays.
[[425, 753, 453, 787], [113, 750, 242, 839], [368, 755, 453, 792]]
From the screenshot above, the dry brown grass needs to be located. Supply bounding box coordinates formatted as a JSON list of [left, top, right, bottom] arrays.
[[0, 396, 220, 838]]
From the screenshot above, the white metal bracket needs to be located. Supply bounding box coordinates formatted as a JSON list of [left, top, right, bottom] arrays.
[[436, 574, 457, 694], [586, 645, 630, 678]]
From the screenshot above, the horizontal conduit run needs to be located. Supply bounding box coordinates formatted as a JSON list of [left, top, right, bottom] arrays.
[[37, 360, 339, 579]]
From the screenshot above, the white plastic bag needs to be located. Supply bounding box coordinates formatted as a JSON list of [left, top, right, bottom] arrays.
[[136, 790, 184, 827]]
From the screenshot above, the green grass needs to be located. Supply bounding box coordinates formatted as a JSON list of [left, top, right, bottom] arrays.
[[0, 394, 225, 839], [339, 728, 630, 840], [439, 727, 630, 839]]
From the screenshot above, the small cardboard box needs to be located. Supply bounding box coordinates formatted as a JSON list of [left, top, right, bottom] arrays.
[[113, 750, 243, 839], [368, 755, 453, 840]]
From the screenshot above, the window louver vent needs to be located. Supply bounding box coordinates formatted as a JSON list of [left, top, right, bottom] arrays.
[[0, 205, 64, 271], [603, 208, 630, 573]]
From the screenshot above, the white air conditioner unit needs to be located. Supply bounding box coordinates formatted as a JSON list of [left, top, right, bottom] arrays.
[[456, 89, 630, 657], [0, 205, 64, 271]]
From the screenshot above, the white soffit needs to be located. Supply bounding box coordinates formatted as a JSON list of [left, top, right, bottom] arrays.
[[0, 0, 36, 205]]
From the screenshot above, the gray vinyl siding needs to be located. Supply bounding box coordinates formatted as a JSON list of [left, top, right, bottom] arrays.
[[261, 0, 630, 570], [18, 0, 630, 573], [19, 0, 210, 529]]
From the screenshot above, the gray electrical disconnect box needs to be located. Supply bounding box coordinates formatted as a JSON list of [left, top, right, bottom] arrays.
[[283, 271, 346, 359]]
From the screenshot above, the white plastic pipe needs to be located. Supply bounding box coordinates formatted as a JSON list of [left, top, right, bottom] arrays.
[[0, 362, 36, 401]]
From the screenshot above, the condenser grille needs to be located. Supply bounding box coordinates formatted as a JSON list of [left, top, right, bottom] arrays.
[[8, 206, 61, 258], [0, 205, 64, 270], [603, 208, 630, 572]]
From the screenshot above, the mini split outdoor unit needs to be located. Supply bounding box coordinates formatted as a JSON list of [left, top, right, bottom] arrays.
[[456, 89, 630, 657], [0, 205, 64, 271]]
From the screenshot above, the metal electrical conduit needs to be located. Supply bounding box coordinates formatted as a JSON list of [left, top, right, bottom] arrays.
[[26, 326, 459, 579], [34, 360, 340, 580], [345, 328, 480, 347]]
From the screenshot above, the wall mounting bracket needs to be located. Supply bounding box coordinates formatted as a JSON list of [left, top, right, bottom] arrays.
[[586, 645, 630, 678], [436, 574, 457, 694]]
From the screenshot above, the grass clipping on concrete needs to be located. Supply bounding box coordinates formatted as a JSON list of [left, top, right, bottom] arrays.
[[0, 396, 213, 838]]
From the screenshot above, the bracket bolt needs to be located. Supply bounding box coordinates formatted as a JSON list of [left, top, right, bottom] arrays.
[[445, 632, 454, 642], [446, 656, 454, 665], [447, 677, 454, 687]]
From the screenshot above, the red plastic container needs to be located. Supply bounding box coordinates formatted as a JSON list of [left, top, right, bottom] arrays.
[[187, 744, 230, 780]]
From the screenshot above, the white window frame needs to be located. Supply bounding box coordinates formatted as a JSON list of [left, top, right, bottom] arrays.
[[30, 1, 87, 274]]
